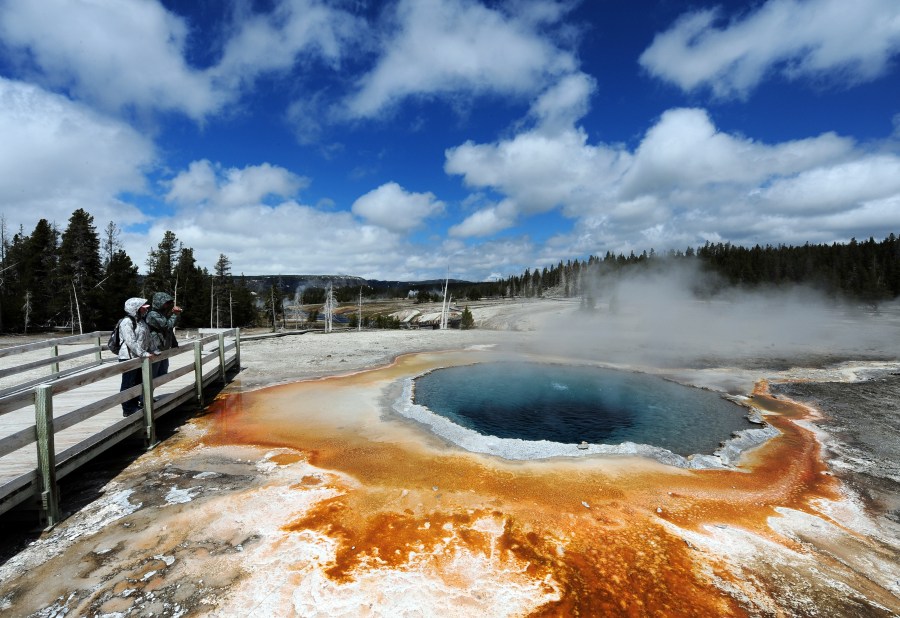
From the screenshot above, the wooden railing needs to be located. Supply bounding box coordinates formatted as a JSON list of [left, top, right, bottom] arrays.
[[0, 331, 107, 398], [0, 329, 241, 526]]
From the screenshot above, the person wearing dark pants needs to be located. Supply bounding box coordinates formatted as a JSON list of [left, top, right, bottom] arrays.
[[117, 297, 158, 416]]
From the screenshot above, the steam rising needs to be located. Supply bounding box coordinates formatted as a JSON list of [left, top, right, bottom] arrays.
[[520, 260, 899, 368]]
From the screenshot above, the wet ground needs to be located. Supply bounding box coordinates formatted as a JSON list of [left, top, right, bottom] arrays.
[[772, 374, 900, 535]]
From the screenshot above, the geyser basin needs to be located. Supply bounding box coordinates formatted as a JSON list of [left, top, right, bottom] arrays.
[[412, 361, 756, 457]]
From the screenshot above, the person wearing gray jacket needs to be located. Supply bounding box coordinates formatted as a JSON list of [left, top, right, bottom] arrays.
[[118, 297, 158, 416], [146, 291, 182, 379]]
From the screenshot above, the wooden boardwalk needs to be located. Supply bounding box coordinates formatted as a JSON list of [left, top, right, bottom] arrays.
[[0, 329, 240, 526]]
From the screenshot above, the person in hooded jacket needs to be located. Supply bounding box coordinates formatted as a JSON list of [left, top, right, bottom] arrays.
[[118, 297, 159, 416], [146, 291, 182, 379]]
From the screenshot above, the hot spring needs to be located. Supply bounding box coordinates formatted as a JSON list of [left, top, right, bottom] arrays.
[[410, 361, 757, 458]]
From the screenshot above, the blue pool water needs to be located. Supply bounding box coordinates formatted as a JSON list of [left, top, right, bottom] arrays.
[[413, 362, 754, 456]]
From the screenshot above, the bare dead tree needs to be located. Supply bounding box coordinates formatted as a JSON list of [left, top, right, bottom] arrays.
[[101, 221, 122, 270]]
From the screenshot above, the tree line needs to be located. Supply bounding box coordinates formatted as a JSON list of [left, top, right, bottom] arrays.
[[0, 209, 256, 333], [341, 234, 899, 307], [486, 235, 900, 305]]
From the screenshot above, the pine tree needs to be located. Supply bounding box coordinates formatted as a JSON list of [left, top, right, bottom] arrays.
[[58, 209, 103, 329], [460, 305, 475, 329], [96, 249, 140, 327], [230, 275, 258, 327], [213, 253, 232, 327], [17, 219, 60, 329], [144, 230, 180, 295], [173, 247, 208, 328]]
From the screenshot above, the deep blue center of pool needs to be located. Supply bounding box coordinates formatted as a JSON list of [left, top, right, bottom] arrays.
[[413, 362, 754, 456]]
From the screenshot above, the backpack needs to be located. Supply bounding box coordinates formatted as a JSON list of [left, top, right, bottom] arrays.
[[108, 316, 136, 355]]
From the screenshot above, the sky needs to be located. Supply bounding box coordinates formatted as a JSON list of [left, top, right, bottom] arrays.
[[0, 0, 899, 282]]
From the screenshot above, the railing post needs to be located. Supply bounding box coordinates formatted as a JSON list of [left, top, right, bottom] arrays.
[[218, 333, 226, 384], [234, 328, 241, 373], [194, 340, 204, 406], [94, 335, 102, 363], [141, 356, 157, 448], [35, 384, 61, 527], [50, 345, 60, 376]]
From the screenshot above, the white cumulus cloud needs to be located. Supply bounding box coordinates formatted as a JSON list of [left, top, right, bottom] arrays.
[[445, 126, 629, 225], [211, 0, 362, 93], [351, 182, 444, 232], [0, 0, 218, 118], [450, 201, 518, 237], [618, 108, 854, 198], [0, 0, 363, 121], [528, 72, 597, 132], [759, 155, 900, 214], [344, 0, 576, 118], [639, 0, 900, 98], [139, 197, 521, 281], [142, 201, 406, 279], [0, 77, 155, 231], [444, 105, 899, 252], [166, 161, 309, 210]]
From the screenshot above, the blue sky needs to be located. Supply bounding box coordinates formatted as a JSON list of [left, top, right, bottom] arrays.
[[1, 0, 899, 281]]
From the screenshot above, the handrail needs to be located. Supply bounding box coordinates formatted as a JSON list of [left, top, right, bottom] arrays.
[[51, 358, 141, 396], [0, 331, 106, 358], [0, 389, 36, 418], [0, 426, 35, 459], [0, 347, 97, 380], [0, 328, 241, 526], [0, 332, 106, 398]]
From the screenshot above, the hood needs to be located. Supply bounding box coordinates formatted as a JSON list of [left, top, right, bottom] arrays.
[[150, 292, 174, 312], [124, 297, 148, 318]]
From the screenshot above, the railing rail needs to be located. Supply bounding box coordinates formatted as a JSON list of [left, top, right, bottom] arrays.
[[0, 331, 106, 398], [0, 331, 106, 358], [0, 328, 241, 526]]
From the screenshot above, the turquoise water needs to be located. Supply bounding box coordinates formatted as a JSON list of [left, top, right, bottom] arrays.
[[413, 362, 754, 456]]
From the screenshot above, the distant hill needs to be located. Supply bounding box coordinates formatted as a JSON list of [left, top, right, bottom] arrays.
[[238, 274, 473, 295], [240, 275, 366, 294]]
